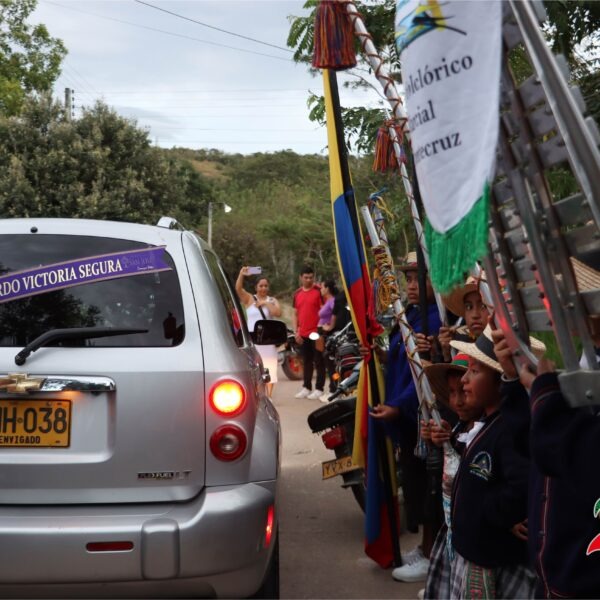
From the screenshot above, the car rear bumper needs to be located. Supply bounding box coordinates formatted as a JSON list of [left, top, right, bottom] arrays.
[[0, 480, 277, 598]]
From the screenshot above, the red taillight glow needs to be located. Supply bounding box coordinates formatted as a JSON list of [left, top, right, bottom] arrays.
[[86, 541, 134, 552], [322, 426, 345, 449], [264, 505, 275, 548], [210, 380, 246, 416], [210, 425, 247, 461]]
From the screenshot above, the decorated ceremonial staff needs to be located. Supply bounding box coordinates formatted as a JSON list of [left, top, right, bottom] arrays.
[[313, 11, 401, 566], [361, 196, 459, 556], [316, 0, 450, 394], [332, 1, 453, 422], [360, 200, 447, 434], [342, 1, 446, 300], [313, 4, 452, 554]]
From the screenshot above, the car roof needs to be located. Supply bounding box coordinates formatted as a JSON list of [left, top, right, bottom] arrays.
[[0, 217, 188, 247]]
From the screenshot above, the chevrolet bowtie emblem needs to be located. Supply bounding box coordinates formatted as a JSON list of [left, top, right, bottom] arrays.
[[0, 373, 45, 394]]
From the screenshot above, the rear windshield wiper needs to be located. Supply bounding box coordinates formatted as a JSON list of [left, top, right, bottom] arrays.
[[15, 327, 148, 366]]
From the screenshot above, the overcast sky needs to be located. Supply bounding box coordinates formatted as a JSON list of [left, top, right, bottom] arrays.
[[32, 0, 382, 155]]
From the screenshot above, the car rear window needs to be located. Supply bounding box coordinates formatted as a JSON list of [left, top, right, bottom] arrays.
[[0, 234, 185, 347]]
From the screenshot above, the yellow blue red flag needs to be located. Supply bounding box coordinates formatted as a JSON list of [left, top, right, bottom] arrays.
[[323, 68, 400, 568]]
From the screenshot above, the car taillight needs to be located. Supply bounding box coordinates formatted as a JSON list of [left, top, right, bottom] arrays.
[[322, 426, 345, 449], [210, 380, 245, 416], [264, 504, 275, 548], [210, 425, 247, 461]]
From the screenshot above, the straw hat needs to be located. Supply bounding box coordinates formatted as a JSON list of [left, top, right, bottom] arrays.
[[424, 353, 469, 405], [571, 257, 600, 293], [450, 324, 546, 373], [397, 251, 419, 272], [443, 274, 486, 317]]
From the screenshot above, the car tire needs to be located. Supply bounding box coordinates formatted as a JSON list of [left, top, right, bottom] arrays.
[[250, 534, 279, 599]]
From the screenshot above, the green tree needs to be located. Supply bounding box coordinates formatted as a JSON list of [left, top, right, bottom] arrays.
[[184, 148, 413, 295], [0, 0, 67, 116], [0, 95, 214, 225]]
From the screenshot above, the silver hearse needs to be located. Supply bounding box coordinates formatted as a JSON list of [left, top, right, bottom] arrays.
[[0, 217, 284, 598]]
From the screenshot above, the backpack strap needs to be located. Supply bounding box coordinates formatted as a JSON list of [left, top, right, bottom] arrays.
[[253, 295, 268, 320]]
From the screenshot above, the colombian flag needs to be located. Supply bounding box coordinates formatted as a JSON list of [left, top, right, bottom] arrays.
[[323, 69, 399, 568]]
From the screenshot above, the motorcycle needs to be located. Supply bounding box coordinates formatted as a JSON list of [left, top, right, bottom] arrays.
[[278, 328, 304, 381], [306, 323, 366, 510]]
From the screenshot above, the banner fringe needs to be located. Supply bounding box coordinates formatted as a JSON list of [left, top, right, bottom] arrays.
[[425, 184, 490, 294]]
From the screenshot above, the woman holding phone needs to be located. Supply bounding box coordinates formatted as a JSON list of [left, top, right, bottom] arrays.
[[236, 266, 282, 398]]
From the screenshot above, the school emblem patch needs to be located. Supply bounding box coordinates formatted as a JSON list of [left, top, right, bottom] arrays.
[[469, 451, 492, 481], [586, 498, 600, 556]]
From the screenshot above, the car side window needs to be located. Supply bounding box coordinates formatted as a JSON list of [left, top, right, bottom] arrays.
[[204, 251, 247, 348]]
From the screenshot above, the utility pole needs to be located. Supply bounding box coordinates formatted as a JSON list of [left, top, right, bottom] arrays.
[[207, 202, 232, 247], [207, 202, 214, 247], [64, 88, 73, 121]]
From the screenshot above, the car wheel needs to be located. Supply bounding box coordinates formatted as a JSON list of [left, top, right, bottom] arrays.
[[250, 534, 279, 599]]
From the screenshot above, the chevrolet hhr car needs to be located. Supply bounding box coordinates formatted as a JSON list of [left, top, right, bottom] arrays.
[[0, 217, 285, 598]]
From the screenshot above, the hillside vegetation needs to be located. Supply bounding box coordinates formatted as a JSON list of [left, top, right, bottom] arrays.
[[167, 148, 415, 296]]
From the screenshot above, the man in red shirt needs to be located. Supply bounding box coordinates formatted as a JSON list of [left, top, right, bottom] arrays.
[[293, 265, 325, 399]]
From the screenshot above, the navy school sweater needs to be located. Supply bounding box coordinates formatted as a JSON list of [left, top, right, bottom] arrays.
[[451, 408, 530, 568], [384, 303, 441, 450], [527, 372, 600, 599]]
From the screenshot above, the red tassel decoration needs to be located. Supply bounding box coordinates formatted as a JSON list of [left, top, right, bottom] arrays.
[[372, 121, 407, 172], [372, 126, 392, 173], [312, 1, 357, 70]]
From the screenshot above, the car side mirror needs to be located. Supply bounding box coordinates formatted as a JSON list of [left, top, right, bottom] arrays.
[[252, 319, 287, 346]]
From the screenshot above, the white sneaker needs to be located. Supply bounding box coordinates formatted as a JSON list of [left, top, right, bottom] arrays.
[[392, 556, 430, 583], [402, 545, 424, 564], [307, 389, 323, 400], [417, 589, 425, 600], [319, 393, 329, 403], [295, 387, 311, 399]]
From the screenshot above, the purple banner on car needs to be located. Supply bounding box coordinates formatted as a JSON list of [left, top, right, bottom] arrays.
[[0, 247, 171, 304]]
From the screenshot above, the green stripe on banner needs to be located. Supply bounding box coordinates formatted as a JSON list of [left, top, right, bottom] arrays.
[[425, 183, 490, 294]]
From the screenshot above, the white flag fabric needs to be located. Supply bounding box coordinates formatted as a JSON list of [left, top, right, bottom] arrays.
[[395, 0, 502, 293]]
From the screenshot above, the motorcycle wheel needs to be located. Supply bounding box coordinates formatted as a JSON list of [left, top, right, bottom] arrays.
[[343, 461, 403, 516], [281, 353, 303, 381], [345, 475, 366, 513]]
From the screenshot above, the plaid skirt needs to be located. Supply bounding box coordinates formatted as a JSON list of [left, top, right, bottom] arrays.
[[425, 524, 454, 600], [450, 552, 536, 599]]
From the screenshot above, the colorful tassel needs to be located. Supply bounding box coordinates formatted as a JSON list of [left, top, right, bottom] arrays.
[[312, 1, 357, 70], [372, 121, 407, 173]]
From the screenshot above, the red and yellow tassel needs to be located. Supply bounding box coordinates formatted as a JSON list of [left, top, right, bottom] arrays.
[[372, 121, 407, 172], [312, 0, 357, 71]]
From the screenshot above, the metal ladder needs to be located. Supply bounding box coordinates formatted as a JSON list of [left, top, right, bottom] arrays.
[[483, 1, 600, 407]]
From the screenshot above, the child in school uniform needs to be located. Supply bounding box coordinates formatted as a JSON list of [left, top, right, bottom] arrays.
[[448, 325, 535, 599], [421, 353, 487, 599], [505, 258, 600, 598]]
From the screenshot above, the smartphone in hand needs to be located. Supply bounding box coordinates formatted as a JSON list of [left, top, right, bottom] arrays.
[[247, 266, 262, 275]]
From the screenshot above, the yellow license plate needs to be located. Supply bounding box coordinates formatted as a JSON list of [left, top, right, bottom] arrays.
[[322, 455, 360, 480], [0, 399, 71, 447]]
